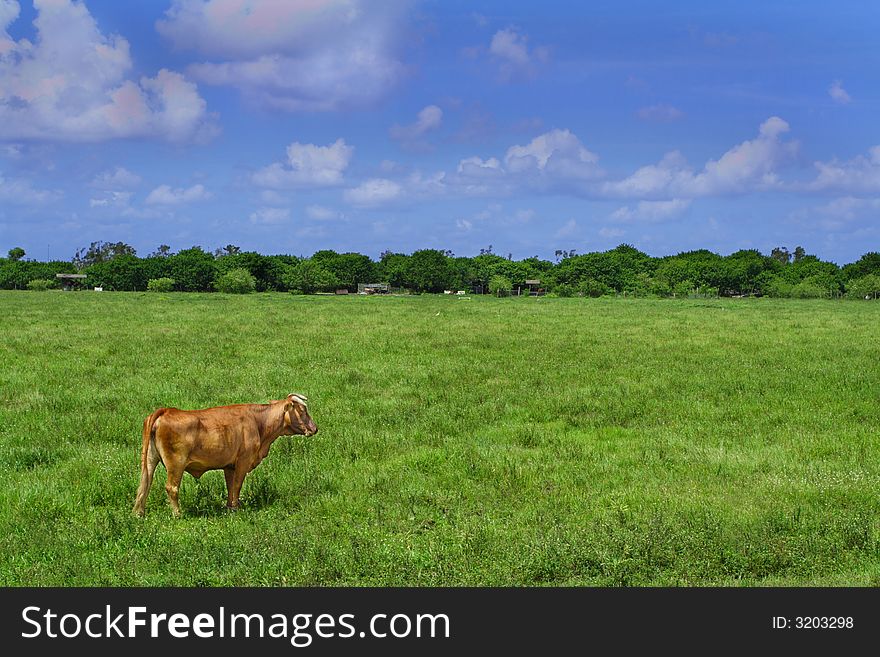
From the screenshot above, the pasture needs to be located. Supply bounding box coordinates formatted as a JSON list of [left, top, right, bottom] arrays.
[[0, 291, 878, 586]]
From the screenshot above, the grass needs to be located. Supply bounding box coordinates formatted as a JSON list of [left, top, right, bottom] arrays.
[[0, 290, 878, 586]]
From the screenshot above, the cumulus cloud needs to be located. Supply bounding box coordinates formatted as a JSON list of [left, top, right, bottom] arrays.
[[637, 104, 684, 122], [145, 183, 210, 205], [602, 117, 795, 198], [91, 167, 142, 189], [305, 204, 340, 220], [504, 129, 602, 181], [389, 105, 443, 145], [253, 139, 353, 189], [158, 0, 408, 112], [249, 207, 290, 224], [489, 27, 549, 80], [343, 178, 402, 206], [346, 119, 804, 206], [89, 191, 132, 208], [610, 199, 692, 222], [808, 145, 880, 194], [0, 171, 59, 204], [554, 219, 578, 238], [828, 80, 851, 105], [0, 0, 215, 142]]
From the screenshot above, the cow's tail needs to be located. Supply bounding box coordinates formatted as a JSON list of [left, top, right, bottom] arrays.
[[132, 408, 166, 516]]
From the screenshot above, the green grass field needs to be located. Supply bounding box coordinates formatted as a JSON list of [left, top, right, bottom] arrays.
[[1, 291, 878, 586]]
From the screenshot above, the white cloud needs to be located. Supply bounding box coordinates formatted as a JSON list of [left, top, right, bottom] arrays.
[[145, 183, 210, 205], [816, 196, 880, 221], [456, 156, 503, 177], [488, 27, 548, 80], [610, 199, 692, 222], [249, 207, 290, 224], [829, 80, 851, 105], [89, 191, 132, 208], [599, 227, 625, 239], [389, 105, 443, 143], [0, 171, 58, 204], [554, 219, 577, 238], [602, 117, 795, 198], [637, 104, 684, 122], [253, 139, 352, 188], [159, 0, 408, 112], [455, 218, 473, 231], [809, 145, 880, 193], [343, 178, 402, 206], [91, 167, 142, 189], [305, 204, 339, 220], [0, 0, 215, 142], [505, 129, 602, 180]]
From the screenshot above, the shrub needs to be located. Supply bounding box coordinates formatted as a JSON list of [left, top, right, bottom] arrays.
[[578, 278, 613, 298], [26, 279, 52, 291], [847, 274, 880, 300], [147, 277, 176, 292], [489, 274, 512, 297], [215, 268, 256, 294]]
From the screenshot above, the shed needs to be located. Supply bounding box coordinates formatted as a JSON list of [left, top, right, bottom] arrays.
[[56, 273, 87, 291], [357, 283, 390, 295], [525, 279, 544, 296]]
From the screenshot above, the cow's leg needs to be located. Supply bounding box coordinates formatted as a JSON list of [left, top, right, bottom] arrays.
[[164, 460, 186, 518], [226, 463, 249, 510], [132, 440, 161, 517], [224, 466, 238, 510]]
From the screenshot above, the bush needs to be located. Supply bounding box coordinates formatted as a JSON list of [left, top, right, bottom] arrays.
[[790, 281, 828, 299], [215, 268, 256, 294], [578, 278, 613, 297], [489, 275, 512, 297], [846, 274, 880, 300], [147, 277, 176, 292], [26, 279, 52, 291]]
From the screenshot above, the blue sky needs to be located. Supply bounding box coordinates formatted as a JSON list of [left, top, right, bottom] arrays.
[[1, 0, 878, 264]]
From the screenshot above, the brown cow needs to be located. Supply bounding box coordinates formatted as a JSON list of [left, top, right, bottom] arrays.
[[132, 393, 317, 517]]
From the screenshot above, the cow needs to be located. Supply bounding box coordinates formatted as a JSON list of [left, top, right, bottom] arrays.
[[132, 393, 317, 517]]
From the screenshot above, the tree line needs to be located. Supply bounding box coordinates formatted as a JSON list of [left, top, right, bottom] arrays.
[[2, 241, 879, 299]]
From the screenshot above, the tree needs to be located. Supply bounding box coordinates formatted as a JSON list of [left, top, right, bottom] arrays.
[[377, 252, 409, 287], [84, 254, 148, 291], [770, 246, 791, 265], [214, 244, 241, 257], [168, 247, 217, 291], [149, 244, 173, 258], [842, 252, 880, 280], [283, 259, 338, 294], [405, 249, 452, 293], [7, 247, 25, 262], [73, 241, 136, 270], [793, 246, 806, 263]]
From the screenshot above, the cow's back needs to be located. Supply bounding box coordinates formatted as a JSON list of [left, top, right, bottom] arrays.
[[152, 404, 262, 470]]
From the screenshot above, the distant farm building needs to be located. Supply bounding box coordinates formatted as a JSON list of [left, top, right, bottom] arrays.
[[56, 273, 87, 291], [524, 279, 544, 296], [357, 283, 390, 295]]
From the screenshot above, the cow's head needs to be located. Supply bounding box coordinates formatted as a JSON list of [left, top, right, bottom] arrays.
[[282, 393, 318, 436]]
